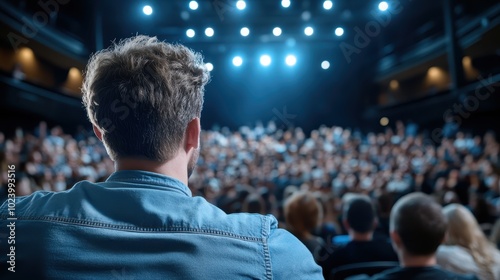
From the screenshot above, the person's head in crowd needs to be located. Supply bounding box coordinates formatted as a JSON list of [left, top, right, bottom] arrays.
[[242, 193, 266, 214], [443, 204, 499, 277], [342, 194, 377, 240], [377, 192, 393, 218], [283, 185, 299, 199], [390, 192, 448, 266], [284, 191, 323, 239], [82, 35, 210, 184], [472, 195, 493, 224]]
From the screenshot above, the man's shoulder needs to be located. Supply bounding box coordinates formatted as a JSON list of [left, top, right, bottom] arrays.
[[370, 267, 402, 280], [0, 180, 278, 241], [0, 188, 60, 218]]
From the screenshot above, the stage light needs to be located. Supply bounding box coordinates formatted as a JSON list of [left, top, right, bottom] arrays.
[[189, 1, 198, 10], [236, 0, 246, 10], [273, 27, 282, 36], [232, 56, 243, 67], [205, 27, 214, 37], [323, 0, 333, 10], [240, 27, 250, 37], [186, 29, 195, 38], [335, 27, 344, 36], [390, 80, 399, 90], [260, 55, 271, 67], [285, 55, 297, 66], [321, 60, 330, 69], [281, 0, 291, 8], [301, 11, 311, 21], [143, 5, 153, 15], [378, 1, 389, 11], [380, 117, 389, 126], [18, 47, 34, 61], [68, 67, 81, 80], [304, 26, 314, 36], [205, 63, 213, 71]]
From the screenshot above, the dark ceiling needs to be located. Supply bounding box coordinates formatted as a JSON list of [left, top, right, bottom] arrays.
[[0, 0, 499, 131]]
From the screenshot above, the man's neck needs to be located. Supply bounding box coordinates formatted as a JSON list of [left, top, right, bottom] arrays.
[[400, 252, 437, 268], [349, 231, 373, 241], [115, 157, 188, 186]]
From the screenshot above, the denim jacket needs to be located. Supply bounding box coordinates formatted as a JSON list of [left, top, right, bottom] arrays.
[[0, 170, 323, 279]]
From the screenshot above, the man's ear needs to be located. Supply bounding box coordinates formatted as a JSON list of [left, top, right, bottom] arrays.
[[184, 118, 200, 152], [93, 125, 103, 141], [390, 230, 402, 249]]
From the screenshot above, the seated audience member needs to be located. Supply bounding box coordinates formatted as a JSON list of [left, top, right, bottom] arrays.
[[491, 219, 500, 250], [371, 193, 478, 280], [375, 192, 394, 238], [0, 35, 322, 279], [284, 191, 326, 261], [437, 204, 500, 280], [242, 193, 266, 214], [320, 195, 398, 278]]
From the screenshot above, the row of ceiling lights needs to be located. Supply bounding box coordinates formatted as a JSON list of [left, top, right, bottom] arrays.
[[203, 55, 332, 72], [185, 26, 345, 38], [185, 0, 389, 12], [142, 0, 390, 15]]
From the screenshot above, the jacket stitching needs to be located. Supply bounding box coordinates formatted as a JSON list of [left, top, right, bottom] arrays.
[[262, 216, 273, 280], [0, 215, 263, 242]]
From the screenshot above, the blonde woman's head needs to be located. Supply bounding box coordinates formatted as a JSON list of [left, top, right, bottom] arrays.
[[443, 203, 483, 247], [443, 203, 498, 278]]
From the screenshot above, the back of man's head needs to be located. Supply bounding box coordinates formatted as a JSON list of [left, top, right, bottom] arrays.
[[390, 193, 448, 256], [343, 195, 376, 234], [82, 35, 210, 161]]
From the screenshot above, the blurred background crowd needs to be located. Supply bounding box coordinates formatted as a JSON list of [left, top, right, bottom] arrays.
[[1, 120, 499, 244]]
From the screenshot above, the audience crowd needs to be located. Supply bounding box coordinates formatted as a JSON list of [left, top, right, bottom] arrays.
[[1, 120, 500, 279]]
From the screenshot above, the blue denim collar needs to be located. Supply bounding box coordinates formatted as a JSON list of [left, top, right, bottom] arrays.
[[105, 170, 192, 197]]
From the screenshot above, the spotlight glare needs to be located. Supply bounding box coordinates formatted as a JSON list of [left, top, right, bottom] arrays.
[[285, 55, 297, 66], [273, 27, 282, 36], [142, 5, 153, 15], [334, 27, 344, 36], [205, 63, 213, 72], [281, 0, 291, 8], [378, 1, 389, 11], [323, 0, 333, 10], [304, 26, 314, 36], [260, 55, 272, 67], [205, 27, 214, 37], [321, 60, 330, 69], [240, 27, 250, 37], [232, 56, 243, 67], [186, 29, 195, 38], [189, 1, 198, 10], [236, 0, 246, 10]]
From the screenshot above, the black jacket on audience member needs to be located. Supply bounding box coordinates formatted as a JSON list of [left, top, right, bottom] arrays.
[[370, 266, 479, 280], [320, 238, 399, 277]]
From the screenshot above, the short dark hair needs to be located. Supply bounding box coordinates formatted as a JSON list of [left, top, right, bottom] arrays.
[[391, 193, 448, 255], [343, 195, 376, 233], [82, 35, 209, 161]]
